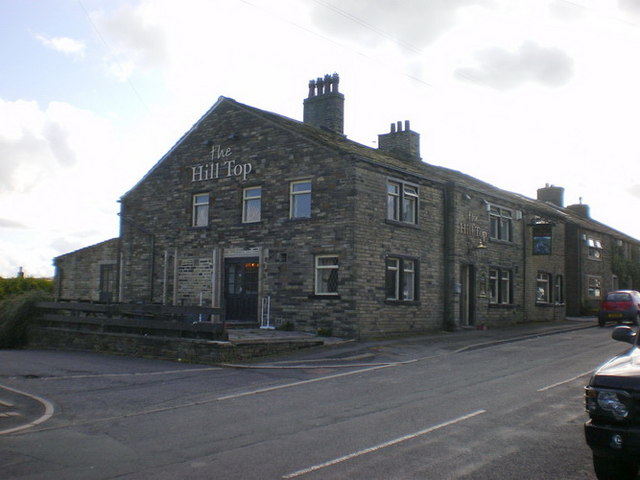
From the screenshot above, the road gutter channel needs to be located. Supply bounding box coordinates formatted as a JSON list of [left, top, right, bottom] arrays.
[[224, 323, 596, 370]]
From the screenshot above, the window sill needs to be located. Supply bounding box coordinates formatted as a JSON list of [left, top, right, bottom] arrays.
[[385, 219, 420, 229], [488, 303, 515, 309], [489, 238, 515, 246], [309, 294, 341, 299], [384, 300, 420, 306], [535, 302, 565, 307]]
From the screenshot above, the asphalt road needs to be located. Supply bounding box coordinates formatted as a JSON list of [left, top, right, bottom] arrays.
[[0, 324, 629, 479]]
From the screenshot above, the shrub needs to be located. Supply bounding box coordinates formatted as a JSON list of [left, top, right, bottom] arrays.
[[0, 290, 51, 348], [316, 327, 333, 337], [277, 320, 295, 331], [0, 276, 53, 303]]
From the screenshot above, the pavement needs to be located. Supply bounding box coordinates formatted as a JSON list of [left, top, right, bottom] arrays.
[[225, 317, 598, 366]]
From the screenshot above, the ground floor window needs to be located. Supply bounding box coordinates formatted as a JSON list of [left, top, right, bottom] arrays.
[[386, 257, 417, 302], [555, 275, 564, 304], [587, 275, 602, 298], [536, 272, 551, 303], [489, 268, 513, 305], [315, 255, 339, 295]]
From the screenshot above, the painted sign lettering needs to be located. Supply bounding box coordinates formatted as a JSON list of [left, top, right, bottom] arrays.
[[458, 211, 488, 240], [191, 144, 253, 182]]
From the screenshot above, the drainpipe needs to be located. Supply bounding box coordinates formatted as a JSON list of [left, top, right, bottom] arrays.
[[443, 181, 458, 331]]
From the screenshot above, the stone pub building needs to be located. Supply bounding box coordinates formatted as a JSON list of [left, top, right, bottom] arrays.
[[54, 73, 640, 338]]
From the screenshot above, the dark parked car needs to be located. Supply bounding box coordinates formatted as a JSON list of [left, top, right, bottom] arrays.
[[585, 326, 640, 479], [598, 290, 640, 327]]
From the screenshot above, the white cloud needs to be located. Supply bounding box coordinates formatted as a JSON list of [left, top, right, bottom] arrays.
[[36, 35, 86, 57], [455, 41, 574, 90], [310, 0, 491, 50], [0, 99, 81, 193], [619, 0, 640, 17], [0, 98, 131, 276], [0, 218, 27, 229], [91, 3, 168, 81]]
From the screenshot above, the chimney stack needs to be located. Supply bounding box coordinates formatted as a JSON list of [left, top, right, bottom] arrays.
[[567, 199, 590, 219], [303, 73, 344, 135], [378, 120, 421, 161], [537, 184, 564, 207]]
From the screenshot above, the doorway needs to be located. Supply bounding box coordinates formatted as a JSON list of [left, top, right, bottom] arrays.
[[99, 264, 117, 303], [224, 257, 259, 322], [460, 264, 476, 327]]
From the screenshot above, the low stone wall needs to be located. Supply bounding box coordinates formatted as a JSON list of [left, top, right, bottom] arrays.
[[27, 325, 324, 364]]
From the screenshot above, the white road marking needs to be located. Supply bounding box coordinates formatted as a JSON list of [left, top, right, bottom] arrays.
[[282, 409, 487, 479], [0, 384, 55, 435], [216, 364, 396, 401], [537, 370, 594, 392]]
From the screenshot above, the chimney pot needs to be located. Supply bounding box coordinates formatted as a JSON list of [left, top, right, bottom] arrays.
[[303, 72, 345, 135], [331, 72, 340, 92], [537, 184, 564, 208], [378, 119, 421, 161]]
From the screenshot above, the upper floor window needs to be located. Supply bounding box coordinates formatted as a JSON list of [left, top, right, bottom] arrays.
[[290, 180, 311, 219], [315, 255, 339, 295], [387, 180, 418, 224], [192, 193, 209, 227], [489, 268, 513, 305], [242, 186, 261, 223], [587, 237, 603, 259], [532, 224, 552, 255], [490, 206, 512, 242], [386, 257, 417, 302]]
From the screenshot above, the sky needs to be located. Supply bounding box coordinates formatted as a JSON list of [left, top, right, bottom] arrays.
[[2, 0, 640, 278]]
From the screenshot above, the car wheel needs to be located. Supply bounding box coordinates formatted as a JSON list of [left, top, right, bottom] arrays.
[[593, 455, 638, 480], [635, 313, 640, 326]]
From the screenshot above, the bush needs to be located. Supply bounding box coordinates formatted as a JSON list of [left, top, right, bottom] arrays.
[[316, 327, 333, 337], [0, 290, 51, 348], [0, 276, 53, 303]]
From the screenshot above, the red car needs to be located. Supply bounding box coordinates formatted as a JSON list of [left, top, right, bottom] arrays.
[[598, 290, 640, 327]]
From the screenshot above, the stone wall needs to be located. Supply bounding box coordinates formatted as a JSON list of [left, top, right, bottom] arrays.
[[54, 238, 119, 301], [352, 162, 445, 337], [119, 99, 360, 337], [28, 325, 323, 364]]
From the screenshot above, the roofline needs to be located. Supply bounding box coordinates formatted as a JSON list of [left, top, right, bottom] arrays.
[[120, 96, 228, 201]]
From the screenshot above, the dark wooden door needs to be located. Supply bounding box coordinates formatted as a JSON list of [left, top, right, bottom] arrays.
[[224, 258, 259, 322]]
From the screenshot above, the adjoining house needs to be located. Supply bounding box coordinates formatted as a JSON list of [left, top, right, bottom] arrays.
[[54, 73, 640, 338]]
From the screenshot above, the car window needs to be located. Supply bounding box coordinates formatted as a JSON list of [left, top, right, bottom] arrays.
[[608, 293, 631, 302]]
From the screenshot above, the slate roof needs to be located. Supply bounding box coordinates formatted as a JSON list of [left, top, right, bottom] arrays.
[[124, 95, 640, 245]]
